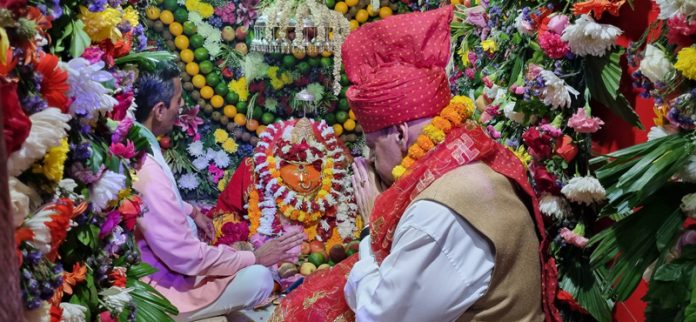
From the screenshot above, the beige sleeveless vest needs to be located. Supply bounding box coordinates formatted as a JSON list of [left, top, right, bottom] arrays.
[[412, 162, 544, 322]]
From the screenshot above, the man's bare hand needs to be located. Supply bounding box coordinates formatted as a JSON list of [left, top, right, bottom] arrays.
[[351, 157, 381, 224], [192, 206, 215, 241], [253, 230, 305, 267]]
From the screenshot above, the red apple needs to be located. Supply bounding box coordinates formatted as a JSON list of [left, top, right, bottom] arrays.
[[235, 26, 248, 41], [222, 26, 235, 42], [159, 136, 171, 149], [300, 241, 311, 255], [309, 240, 325, 254], [234, 42, 248, 55]]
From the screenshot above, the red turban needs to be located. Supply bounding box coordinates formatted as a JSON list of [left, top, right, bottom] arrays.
[[342, 6, 453, 133]]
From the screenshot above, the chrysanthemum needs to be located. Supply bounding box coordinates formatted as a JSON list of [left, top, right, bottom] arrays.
[[213, 150, 230, 168], [561, 176, 607, 205], [187, 140, 205, 157], [60, 303, 87, 322], [35, 138, 69, 182], [90, 170, 126, 211], [99, 286, 133, 314], [64, 57, 118, 119], [7, 108, 71, 177], [222, 138, 239, 154], [539, 194, 572, 219], [541, 70, 579, 109], [675, 46, 696, 80], [561, 14, 623, 57], [228, 78, 249, 102], [79, 6, 122, 42], [178, 173, 200, 190], [192, 156, 209, 170]]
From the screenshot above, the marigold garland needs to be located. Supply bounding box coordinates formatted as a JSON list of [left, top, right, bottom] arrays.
[[247, 189, 261, 237], [392, 96, 475, 181]]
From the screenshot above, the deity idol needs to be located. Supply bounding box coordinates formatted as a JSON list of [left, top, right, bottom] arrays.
[[211, 118, 361, 263]]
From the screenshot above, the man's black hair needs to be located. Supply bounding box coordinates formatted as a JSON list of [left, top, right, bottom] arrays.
[[133, 60, 181, 122]]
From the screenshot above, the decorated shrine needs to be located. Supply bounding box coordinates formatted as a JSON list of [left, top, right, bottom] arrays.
[[1, 0, 695, 321]]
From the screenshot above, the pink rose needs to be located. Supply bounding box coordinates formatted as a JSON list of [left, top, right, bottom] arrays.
[[567, 108, 605, 133], [546, 15, 569, 35]]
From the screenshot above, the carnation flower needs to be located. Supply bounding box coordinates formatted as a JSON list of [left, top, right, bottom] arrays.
[[675, 47, 696, 80], [567, 108, 605, 133], [532, 165, 561, 194], [667, 14, 696, 46], [561, 176, 606, 205], [523, 127, 554, 161], [64, 57, 118, 119], [90, 170, 126, 211], [539, 31, 571, 59], [541, 70, 579, 109], [559, 227, 589, 248], [539, 193, 572, 219], [60, 302, 87, 322], [640, 44, 674, 84], [187, 140, 205, 157], [99, 286, 132, 314], [111, 117, 133, 143], [178, 173, 200, 190], [561, 14, 623, 57]]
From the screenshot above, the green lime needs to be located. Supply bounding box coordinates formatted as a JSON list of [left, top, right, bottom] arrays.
[[320, 57, 332, 69], [252, 106, 263, 120], [346, 249, 356, 256], [189, 34, 205, 49], [173, 8, 188, 23], [340, 86, 348, 97], [205, 73, 220, 87], [214, 82, 229, 96], [225, 91, 239, 105], [183, 21, 197, 35], [308, 252, 325, 267], [325, 0, 336, 9], [163, 0, 178, 11], [337, 98, 349, 111], [236, 101, 248, 114], [309, 57, 320, 67], [199, 61, 214, 74], [261, 112, 275, 125], [282, 55, 296, 68], [325, 113, 336, 125], [340, 73, 349, 85], [275, 116, 283, 123], [335, 111, 348, 124], [297, 61, 310, 74], [328, 260, 335, 266], [194, 47, 209, 61]]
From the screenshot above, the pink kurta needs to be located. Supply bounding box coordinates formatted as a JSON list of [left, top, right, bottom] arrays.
[[134, 156, 256, 313]]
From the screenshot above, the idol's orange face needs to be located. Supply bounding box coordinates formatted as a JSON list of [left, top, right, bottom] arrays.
[[279, 162, 323, 196]]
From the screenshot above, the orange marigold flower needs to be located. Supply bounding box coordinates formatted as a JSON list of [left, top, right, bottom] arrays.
[[416, 135, 434, 150], [401, 156, 416, 169], [432, 116, 453, 133], [408, 144, 426, 160]]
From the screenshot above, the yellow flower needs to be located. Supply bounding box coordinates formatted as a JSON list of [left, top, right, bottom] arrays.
[[270, 78, 284, 90], [481, 39, 497, 53], [324, 227, 343, 252], [423, 124, 446, 143], [268, 66, 279, 79], [0, 27, 8, 65], [122, 6, 140, 28], [228, 78, 249, 102], [222, 138, 238, 153], [186, 0, 214, 18], [117, 188, 132, 200], [36, 138, 69, 182], [392, 165, 406, 180], [509, 145, 532, 169], [459, 48, 470, 67], [305, 225, 318, 241], [217, 177, 227, 191], [675, 47, 696, 80], [80, 6, 123, 42], [281, 72, 292, 84], [213, 129, 229, 143]]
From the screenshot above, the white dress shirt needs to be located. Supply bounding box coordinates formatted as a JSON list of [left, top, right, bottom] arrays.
[[344, 200, 495, 322]]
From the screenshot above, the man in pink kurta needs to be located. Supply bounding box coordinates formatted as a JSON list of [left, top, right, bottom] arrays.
[[132, 61, 303, 321]]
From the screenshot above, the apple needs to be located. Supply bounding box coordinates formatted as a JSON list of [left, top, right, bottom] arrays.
[[159, 136, 171, 149], [235, 26, 248, 41], [234, 42, 248, 55], [300, 242, 311, 255], [329, 245, 347, 263], [222, 26, 236, 42], [317, 264, 330, 270], [300, 262, 317, 276], [309, 240, 325, 254]]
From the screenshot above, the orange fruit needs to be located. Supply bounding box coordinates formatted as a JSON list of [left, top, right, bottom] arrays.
[[223, 105, 237, 118], [292, 49, 306, 60], [180, 49, 194, 63], [345, 0, 358, 6], [185, 62, 199, 76], [356, 9, 368, 23], [234, 113, 247, 126], [211, 95, 224, 108], [174, 35, 189, 50], [334, 2, 348, 14], [159, 10, 174, 24], [332, 124, 344, 136], [349, 20, 359, 31], [169, 22, 183, 36], [349, 110, 356, 120], [322, 50, 332, 57], [367, 4, 378, 16], [146, 6, 161, 20], [379, 7, 393, 19], [246, 119, 259, 132], [343, 119, 356, 132], [256, 125, 267, 136], [192, 74, 206, 88], [200, 86, 214, 99]]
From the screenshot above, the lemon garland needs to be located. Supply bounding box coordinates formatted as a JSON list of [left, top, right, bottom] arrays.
[[392, 96, 476, 181]]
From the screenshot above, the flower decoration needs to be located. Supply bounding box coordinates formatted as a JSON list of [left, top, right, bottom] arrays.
[[639, 44, 674, 83], [561, 14, 623, 57], [35, 53, 71, 113], [175, 105, 204, 140], [64, 57, 118, 119], [675, 46, 696, 80], [560, 175, 607, 205], [567, 108, 605, 133]]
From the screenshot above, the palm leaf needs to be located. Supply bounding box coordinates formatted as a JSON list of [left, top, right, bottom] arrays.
[[114, 51, 176, 71], [559, 260, 614, 322]]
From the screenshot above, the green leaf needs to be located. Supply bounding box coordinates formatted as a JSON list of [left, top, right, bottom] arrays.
[[70, 20, 91, 58], [685, 268, 696, 322], [77, 225, 99, 250], [127, 263, 158, 279], [583, 50, 642, 128], [559, 261, 613, 322], [114, 51, 176, 71], [508, 57, 523, 88], [54, 21, 74, 54], [654, 264, 685, 282]]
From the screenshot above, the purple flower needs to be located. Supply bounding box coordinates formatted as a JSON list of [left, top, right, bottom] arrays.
[[117, 20, 132, 34], [112, 117, 133, 143], [465, 68, 476, 80], [21, 95, 48, 114], [105, 226, 127, 255], [133, 25, 147, 52], [100, 211, 122, 239], [87, 0, 108, 12], [70, 163, 105, 184]]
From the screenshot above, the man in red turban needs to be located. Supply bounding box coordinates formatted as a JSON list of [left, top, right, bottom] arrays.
[[271, 6, 558, 322]]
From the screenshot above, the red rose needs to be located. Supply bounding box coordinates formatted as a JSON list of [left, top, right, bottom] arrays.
[[532, 165, 560, 194], [555, 135, 578, 162], [1, 80, 31, 154], [523, 127, 553, 161]]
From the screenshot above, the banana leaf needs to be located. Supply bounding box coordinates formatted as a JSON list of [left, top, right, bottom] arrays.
[[114, 51, 176, 71]]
